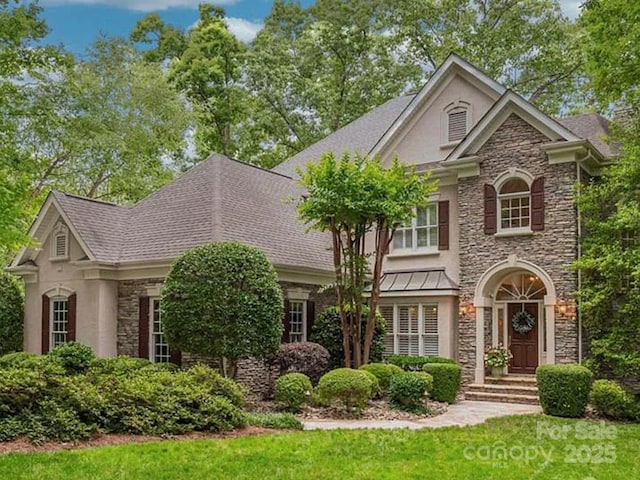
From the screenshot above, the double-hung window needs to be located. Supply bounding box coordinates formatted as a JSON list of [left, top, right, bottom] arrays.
[[498, 178, 530, 231], [51, 298, 68, 349], [393, 205, 438, 253], [151, 299, 171, 363], [288, 300, 306, 343]]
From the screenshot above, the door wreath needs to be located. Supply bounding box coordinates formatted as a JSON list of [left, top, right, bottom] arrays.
[[512, 310, 535, 334]]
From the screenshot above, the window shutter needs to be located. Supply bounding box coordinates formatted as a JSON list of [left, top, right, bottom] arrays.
[[438, 200, 450, 250], [67, 293, 77, 342], [138, 295, 150, 359], [484, 184, 497, 234], [531, 177, 545, 231], [41, 295, 50, 354], [282, 299, 291, 343], [170, 349, 182, 367], [306, 300, 315, 341], [448, 110, 467, 142]]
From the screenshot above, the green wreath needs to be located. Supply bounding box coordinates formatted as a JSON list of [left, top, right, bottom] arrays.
[[512, 311, 535, 334]]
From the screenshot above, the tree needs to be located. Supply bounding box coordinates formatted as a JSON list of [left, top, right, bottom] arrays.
[[129, 12, 187, 63], [0, 273, 24, 355], [297, 153, 435, 367], [161, 242, 284, 379]]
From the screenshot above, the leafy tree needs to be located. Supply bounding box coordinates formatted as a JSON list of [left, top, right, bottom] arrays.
[[0, 273, 24, 355], [161, 242, 284, 379], [130, 12, 187, 63], [298, 153, 435, 367]]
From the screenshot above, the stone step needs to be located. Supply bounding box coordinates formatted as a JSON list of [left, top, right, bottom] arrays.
[[468, 383, 538, 396], [485, 375, 537, 385], [465, 391, 539, 405]]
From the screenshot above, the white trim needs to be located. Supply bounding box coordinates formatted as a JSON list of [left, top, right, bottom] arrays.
[[442, 100, 472, 146], [286, 288, 310, 301], [50, 296, 69, 351], [492, 168, 534, 189], [43, 286, 75, 299], [287, 299, 307, 343], [49, 223, 69, 261], [391, 204, 438, 254]]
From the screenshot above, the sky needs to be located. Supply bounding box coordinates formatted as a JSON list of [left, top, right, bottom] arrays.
[[38, 0, 583, 55]]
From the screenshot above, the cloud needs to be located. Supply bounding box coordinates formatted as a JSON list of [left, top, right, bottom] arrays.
[[559, 0, 583, 19], [39, 0, 239, 11], [225, 17, 263, 42]]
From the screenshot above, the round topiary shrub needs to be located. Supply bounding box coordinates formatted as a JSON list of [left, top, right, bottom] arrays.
[[422, 363, 461, 403], [0, 273, 24, 356], [275, 372, 313, 412], [536, 364, 593, 418], [316, 368, 376, 412], [310, 306, 386, 369], [271, 342, 330, 384], [161, 241, 284, 379], [48, 342, 96, 375], [389, 371, 433, 411], [590, 379, 638, 421], [359, 363, 402, 392]]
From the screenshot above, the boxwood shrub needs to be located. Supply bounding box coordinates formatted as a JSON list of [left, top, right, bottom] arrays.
[[387, 355, 456, 371], [359, 363, 402, 392], [422, 363, 461, 403], [275, 373, 313, 411], [590, 379, 639, 421], [536, 364, 593, 418], [316, 368, 376, 412], [389, 372, 433, 411], [48, 342, 96, 375]]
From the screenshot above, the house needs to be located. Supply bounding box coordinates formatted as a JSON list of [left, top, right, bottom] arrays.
[[10, 54, 614, 393]]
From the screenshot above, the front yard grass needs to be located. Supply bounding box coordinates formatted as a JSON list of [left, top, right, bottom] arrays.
[[1, 415, 638, 479]]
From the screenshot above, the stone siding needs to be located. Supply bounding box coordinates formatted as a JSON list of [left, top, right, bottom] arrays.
[[457, 114, 580, 382]]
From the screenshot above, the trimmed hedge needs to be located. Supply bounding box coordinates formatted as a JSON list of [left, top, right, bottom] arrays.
[[389, 372, 433, 411], [590, 379, 639, 421], [536, 364, 593, 418], [387, 355, 456, 371], [275, 373, 312, 412], [271, 342, 330, 384], [422, 363, 461, 403], [316, 368, 376, 412], [359, 363, 402, 392]]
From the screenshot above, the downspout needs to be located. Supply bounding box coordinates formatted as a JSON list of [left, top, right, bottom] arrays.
[[576, 160, 583, 364]]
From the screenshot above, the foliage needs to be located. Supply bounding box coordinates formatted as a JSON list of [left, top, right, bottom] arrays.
[[589, 380, 639, 421], [484, 344, 512, 369], [270, 342, 330, 384], [245, 412, 303, 430], [88, 356, 152, 376], [0, 351, 44, 369], [0, 273, 23, 354], [359, 363, 402, 392], [315, 368, 376, 412], [387, 355, 456, 371], [388, 372, 433, 412], [47, 342, 95, 375], [298, 153, 435, 367], [311, 306, 387, 370], [422, 363, 461, 404], [274, 373, 313, 412], [536, 364, 593, 418], [161, 241, 283, 379]]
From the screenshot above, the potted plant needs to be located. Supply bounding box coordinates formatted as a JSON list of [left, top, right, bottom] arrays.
[[484, 344, 512, 377]]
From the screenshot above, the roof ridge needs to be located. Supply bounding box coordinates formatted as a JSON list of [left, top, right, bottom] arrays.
[[53, 191, 123, 207]]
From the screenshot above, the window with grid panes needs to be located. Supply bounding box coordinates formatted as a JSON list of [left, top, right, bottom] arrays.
[[393, 205, 438, 252], [51, 298, 68, 349], [499, 178, 530, 230], [152, 299, 171, 363], [289, 300, 306, 342]]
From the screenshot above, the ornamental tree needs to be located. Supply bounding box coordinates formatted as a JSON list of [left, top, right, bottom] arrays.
[[0, 273, 24, 355], [297, 153, 435, 367], [161, 241, 284, 379]]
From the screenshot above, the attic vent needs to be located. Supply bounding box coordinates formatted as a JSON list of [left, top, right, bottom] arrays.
[[55, 234, 67, 257], [50, 223, 69, 259], [448, 110, 468, 142]]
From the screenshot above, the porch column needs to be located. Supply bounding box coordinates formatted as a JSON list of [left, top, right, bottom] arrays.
[[474, 297, 492, 385], [544, 293, 556, 365]]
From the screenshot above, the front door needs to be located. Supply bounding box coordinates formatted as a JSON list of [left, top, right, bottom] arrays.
[[508, 302, 538, 374]]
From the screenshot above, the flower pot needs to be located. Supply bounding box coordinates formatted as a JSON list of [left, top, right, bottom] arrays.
[[491, 366, 505, 378]]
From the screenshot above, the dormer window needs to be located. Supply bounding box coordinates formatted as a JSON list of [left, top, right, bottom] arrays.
[[50, 223, 69, 260], [443, 101, 471, 146]]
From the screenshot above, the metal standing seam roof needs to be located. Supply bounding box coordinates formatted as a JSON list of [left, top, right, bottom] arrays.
[[378, 269, 459, 292]]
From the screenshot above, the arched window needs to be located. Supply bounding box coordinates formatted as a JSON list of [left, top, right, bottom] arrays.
[[443, 101, 471, 144], [498, 177, 531, 231]]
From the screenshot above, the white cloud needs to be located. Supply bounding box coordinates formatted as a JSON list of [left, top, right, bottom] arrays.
[[559, 0, 583, 19], [225, 17, 263, 42], [39, 0, 239, 11]]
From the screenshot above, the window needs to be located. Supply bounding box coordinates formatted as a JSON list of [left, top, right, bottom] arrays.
[[498, 178, 530, 231], [51, 298, 68, 349], [151, 299, 171, 363], [288, 300, 306, 343], [50, 223, 69, 259], [393, 204, 438, 252], [379, 303, 439, 357]]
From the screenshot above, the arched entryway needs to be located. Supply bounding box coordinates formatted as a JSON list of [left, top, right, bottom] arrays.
[[472, 256, 557, 384]]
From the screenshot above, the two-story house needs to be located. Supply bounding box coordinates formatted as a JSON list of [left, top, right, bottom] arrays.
[[9, 55, 613, 395]]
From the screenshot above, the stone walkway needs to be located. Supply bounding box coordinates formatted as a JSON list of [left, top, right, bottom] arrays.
[[302, 401, 542, 431]]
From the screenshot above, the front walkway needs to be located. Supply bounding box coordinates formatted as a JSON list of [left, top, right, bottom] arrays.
[[302, 400, 542, 430]]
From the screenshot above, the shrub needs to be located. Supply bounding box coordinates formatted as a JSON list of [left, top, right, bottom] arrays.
[[310, 306, 386, 369], [271, 342, 330, 384], [275, 373, 313, 412], [246, 412, 303, 430], [316, 368, 376, 412], [88, 356, 152, 376], [0, 352, 47, 369], [0, 273, 24, 356], [387, 355, 456, 371], [590, 379, 639, 421], [48, 342, 96, 374], [536, 364, 593, 418], [183, 363, 247, 408], [359, 363, 402, 392], [422, 363, 461, 403], [360, 369, 381, 398], [161, 241, 283, 379], [389, 372, 433, 411]]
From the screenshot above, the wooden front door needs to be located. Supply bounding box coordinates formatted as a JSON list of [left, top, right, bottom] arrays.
[[508, 302, 539, 374]]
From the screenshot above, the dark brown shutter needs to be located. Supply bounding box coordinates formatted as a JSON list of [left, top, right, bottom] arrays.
[[41, 295, 50, 354], [170, 349, 182, 367], [531, 177, 545, 231], [438, 200, 450, 250], [484, 184, 497, 234], [282, 299, 291, 343], [67, 293, 77, 342], [138, 295, 150, 359], [306, 300, 315, 341]]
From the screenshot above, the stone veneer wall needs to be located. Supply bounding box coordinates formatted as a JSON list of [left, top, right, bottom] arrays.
[[118, 277, 335, 398], [457, 114, 579, 383]]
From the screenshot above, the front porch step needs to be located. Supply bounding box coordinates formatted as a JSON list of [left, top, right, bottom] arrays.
[[485, 375, 537, 385], [468, 383, 538, 397], [465, 391, 539, 405]]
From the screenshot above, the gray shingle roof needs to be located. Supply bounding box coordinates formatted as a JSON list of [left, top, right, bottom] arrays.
[[272, 95, 416, 178], [557, 113, 617, 158], [53, 154, 333, 272]]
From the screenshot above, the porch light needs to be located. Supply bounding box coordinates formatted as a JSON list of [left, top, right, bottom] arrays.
[[459, 302, 475, 316]]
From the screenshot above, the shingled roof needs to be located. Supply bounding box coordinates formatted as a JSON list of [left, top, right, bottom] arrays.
[[558, 113, 617, 158], [50, 154, 333, 272]]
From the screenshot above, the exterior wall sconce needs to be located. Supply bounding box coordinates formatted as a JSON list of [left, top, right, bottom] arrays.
[[459, 302, 476, 317], [556, 298, 576, 317]]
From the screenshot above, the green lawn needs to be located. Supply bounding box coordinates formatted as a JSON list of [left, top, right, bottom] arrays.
[[0, 415, 638, 479]]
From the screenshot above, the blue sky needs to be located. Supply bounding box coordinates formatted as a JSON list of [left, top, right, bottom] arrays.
[[39, 0, 582, 55]]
